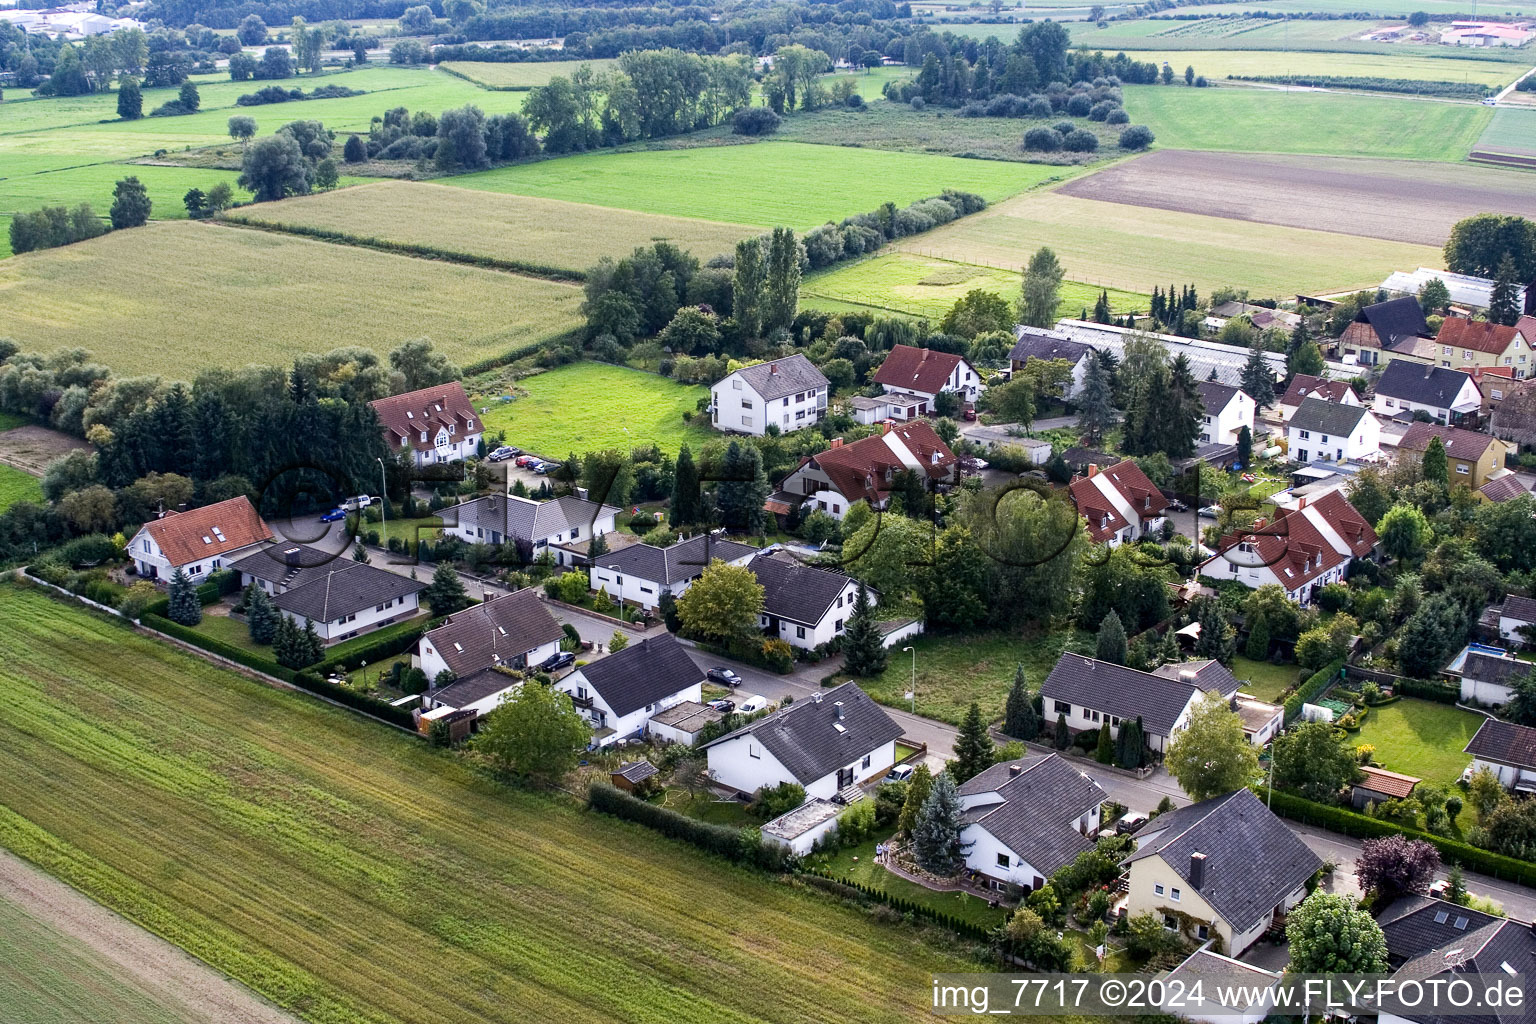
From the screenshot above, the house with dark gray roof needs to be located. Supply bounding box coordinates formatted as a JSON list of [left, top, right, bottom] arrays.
[[1377, 895, 1501, 967], [1465, 718, 1536, 792], [957, 753, 1107, 891], [423, 666, 526, 719], [1288, 396, 1381, 465], [1041, 655, 1241, 752], [1196, 380, 1255, 447], [267, 560, 426, 643], [446, 493, 619, 567], [710, 354, 830, 436], [1494, 594, 1536, 645], [417, 588, 564, 685], [555, 633, 704, 746], [1386, 915, 1536, 1024], [1009, 327, 1094, 399], [748, 550, 871, 651], [588, 534, 757, 612], [1372, 361, 1483, 426], [1122, 788, 1321, 955], [1450, 650, 1528, 706], [702, 682, 903, 800]]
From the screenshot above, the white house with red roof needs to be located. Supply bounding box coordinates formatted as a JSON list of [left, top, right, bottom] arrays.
[[772, 421, 957, 520], [871, 345, 983, 415], [129, 496, 274, 581], [369, 382, 482, 466], [1067, 460, 1168, 546], [1199, 491, 1377, 605]]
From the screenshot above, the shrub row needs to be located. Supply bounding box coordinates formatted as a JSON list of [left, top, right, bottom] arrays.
[[800, 190, 987, 271], [1394, 676, 1462, 705], [462, 329, 585, 377], [804, 867, 995, 942], [1265, 790, 1536, 888], [219, 218, 585, 282], [1283, 658, 1344, 723], [142, 568, 240, 618], [316, 616, 437, 674], [236, 83, 364, 106], [1225, 74, 1490, 99], [587, 782, 796, 871]]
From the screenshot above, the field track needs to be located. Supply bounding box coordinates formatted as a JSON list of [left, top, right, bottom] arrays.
[[1058, 150, 1536, 245]]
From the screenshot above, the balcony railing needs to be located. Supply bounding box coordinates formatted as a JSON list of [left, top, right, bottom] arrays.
[[569, 694, 593, 709]]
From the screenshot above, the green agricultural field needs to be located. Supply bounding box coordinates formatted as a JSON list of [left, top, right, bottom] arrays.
[[802, 251, 1150, 322], [475, 362, 712, 457], [440, 59, 618, 89], [901, 189, 1445, 295], [0, 584, 973, 1024], [1122, 85, 1492, 160], [1352, 697, 1485, 790], [1477, 106, 1536, 157], [445, 141, 1064, 228], [1098, 49, 1519, 84], [1192, 0, 1536, 15], [225, 180, 759, 273], [843, 627, 1091, 726], [1066, 15, 1536, 53], [0, 222, 583, 377], [0, 464, 43, 514]]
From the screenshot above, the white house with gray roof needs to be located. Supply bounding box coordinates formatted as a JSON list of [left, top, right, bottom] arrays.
[[710, 354, 829, 436], [1040, 655, 1241, 752], [445, 493, 619, 567], [588, 534, 756, 612], [958, 754, 1106, 892], [749, 551, 870, 651], [702, 682, 902, 800], [1287, 397, 1381, 465], [555, 633, 704, 746], [1195, 381, 1254, 447], [1122, 788, 1321, 956]]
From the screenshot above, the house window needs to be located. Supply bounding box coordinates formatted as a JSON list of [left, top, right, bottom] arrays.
[[615, 575, 624, 585], [835, 618, 844, 632], [1054, 700, 1071, 715], [748, 743, 761, 759], [732, 379, 742, 390], [741, 400, 754, 410], [1197, 925, 1209, 940], [997, 852, 1010, 868], [142, 539, 151, 553], [1170, 887, 1182, 902], [1385, 399, 1395, 408], [1154, 884, 1165, 897], [796, 626, 806, 639], [1164, 915, 1177, 930], [1456, 464, 1470, 475], [861, 754, 871, 769], [742, 416, 753, 428], [1298, 430, 1310, 440]]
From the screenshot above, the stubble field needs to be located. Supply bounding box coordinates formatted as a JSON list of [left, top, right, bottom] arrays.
[[0, 222, 584, 376], [1057, 150, 1536, 245], [0, 585, 970, 1024]]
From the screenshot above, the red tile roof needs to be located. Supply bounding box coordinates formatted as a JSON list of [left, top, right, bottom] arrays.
[[140, 496, 273, 568], [1356, 765, 1420, 799], [1280, 374, 1357, 409], [799, 421, 957, 506], [1435, 317, 1522, 355], [1204, 490, 1375, 591], [1306, 489, 1378, 558], [369, 382, 478, 448], [872, 345, 968, 396], [1068, 460, 1168, 543]]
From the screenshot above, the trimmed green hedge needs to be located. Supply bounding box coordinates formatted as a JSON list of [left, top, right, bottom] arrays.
[[317, 616, 435, 674], [587, 782, 794, 872], [1284, 659, 1345, 723], [803, 867, 995, 942], [1395, 676, 1461, 705], [1265, 790, 1536, 887], [142, 568, 239, 618]]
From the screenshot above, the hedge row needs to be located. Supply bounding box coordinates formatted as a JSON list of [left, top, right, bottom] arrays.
[[587, 782, 795, 872], [316, 616, 436, 674], [141, 612, 416, 729], [804, 866, 996, 942], [1225, 74, 1489, 99], [219, 217, 586, 282], [1265, 790, 1536, 887], [1283, 659, 1345, 723], [142, 568, 241, 618], [462, 329, 585, 377], [1393, 676, 1461, 705]]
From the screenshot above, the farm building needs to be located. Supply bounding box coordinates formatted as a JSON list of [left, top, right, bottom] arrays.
[[1380, 267, 1531, 313], [129, 496, 274, 581], [1440, 21, 1536, 46]]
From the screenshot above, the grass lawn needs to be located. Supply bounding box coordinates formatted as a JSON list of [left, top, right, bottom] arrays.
[[1352, 697, 1485, 790], [802, 251, 1150, 321], [895, 741, 922, 763], [899, 188, 1444, 295], [1230, 655, 1300, 703], [474, 362, 712, 459], [444, 141, 1066, 229], [0, 583, 975, 1023], [224, 180, 760, 274], [0, 222, 584, 377], [0, 463, 43, 514], [1122, 85, 1492, 162], [189, 607, 266, 655], [809, 839, 1009, 930], [660, 789, 754, 826], [849, 627, 1091, 726]]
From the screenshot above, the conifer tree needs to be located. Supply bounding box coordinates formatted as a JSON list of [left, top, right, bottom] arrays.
[[951, 702, 995, 783], [167, 567, 202, 626], [1003, 665, 1038, 740], [245, 583, 278, 645], [1489, 255, 1522, 327], [1053, 713, 1070, 750], [912, 772, 971, 875], [1095, 722, 1113, 763], [1076, 355, 1115, 447], [1096, 609, 1128, 665], [1240, 343, 1276, 410], [841, 582, 886, 676], [897, 763, 933, 836], [669, 445, 701, 527]]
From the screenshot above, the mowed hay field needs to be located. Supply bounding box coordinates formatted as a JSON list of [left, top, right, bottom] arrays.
[[802, 251, 1149, 321], [1122, 85, 1492, 160], [440, 59, 618, 89], [0, 585, 971, 1024], [0, 223, 583, 376], [1058, 150, 1536, 246], [0, 463, 43, 514], [899, 190, 1443, 295], [225, 181, 760, 274], [476, 362, 713, 456], [444, 141, 1064, 228]]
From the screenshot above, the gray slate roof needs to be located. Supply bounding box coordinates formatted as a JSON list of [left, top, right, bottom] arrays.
[[271, 560, 425, 623], [615, 760, 658, 784], [1375, 361, 1476, 410], [228, 542, 341, 591], [733, 354, 829, 403], [1196, 380, 1241, 415], [592, 534, 756, 586], [1361, 296, 1430, 348], [1466, 717, 1536, 771], [960, 754, 1107, 877], [571, 633, 702, 718], [701, 681, 903, 785], [1124, 789, 1322, 933], [427, 667, 518, 710], [1503, 594, 1536, 625], [1459, 652, 1528, 688], [421, 589, 564, 677], [1041, 655, 1240, 737], [1008, 327, 1091, 366], [1290, 396, 1371, 436], [451, 494, 620, 545], [1390, 918, 1536, 1024], [1377, 895, 1501, 964], [749, 551, 860, 627]]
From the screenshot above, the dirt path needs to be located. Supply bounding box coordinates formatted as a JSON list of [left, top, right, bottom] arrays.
[[0, 848, 300, 1024]]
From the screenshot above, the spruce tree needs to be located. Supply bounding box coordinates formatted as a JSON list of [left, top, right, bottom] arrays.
[[167, 568, 202, 626], [669, 445, 701, 527], [1076, 354, 1115, 446], [912, 772, 971, 875], [1240, 342, 1275, 410], [841, 583, 886, 676], [1096, 609, 1128, 665], [1053, 713, 1070, 750], [1245, 614, 1271, 662], [1155, 354, 1204, 459], [273, 614, 299, 668], [1421, 436, 1448, 486], [1115, 717, 1144, 769], [1003, 665, 1038, 740], [897, 763, 933, 836], [1237, 424, 1253, 468], [423, 563, 469, 615], [1194, 599, 1236, 666], [300, 620, 324, 666], [951, 702, 995, 783], [245, 583, 278, 645], [1489, 255, 1522, 327], [1095, 722, 1113, 763]]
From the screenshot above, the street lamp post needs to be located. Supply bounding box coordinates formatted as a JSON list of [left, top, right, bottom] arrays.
[[903, 645, 916, 712], [375, 457, 388, 550]]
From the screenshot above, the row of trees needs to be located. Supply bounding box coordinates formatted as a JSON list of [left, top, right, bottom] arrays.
[[9, 177, 151, 255]]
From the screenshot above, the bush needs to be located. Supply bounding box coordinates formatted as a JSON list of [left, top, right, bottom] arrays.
[[1106, 107, 1130, 125], [1023, 127, 1062, 152], [1051, 119, 1076, 135], [1062, 128, 1099, 153], [909, 96, 925, 110], [732, 107, 781, 136], [1066, 93, 1092, 116], [1117, 124, 1155, 151], [1088, 100, 1117, 121], [588, 783, 795, 871], [1027, 96, 1052, 117]]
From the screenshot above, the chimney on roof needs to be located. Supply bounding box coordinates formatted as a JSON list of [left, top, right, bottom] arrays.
[[1298, 496, 1308, 509], [831, 438, 843, 448], [1189, 852, 1207, 889], [1088, 464, 1099, 478], [880, 421, 892, 436], [283, 546, 302, 566], [1254, 517, 1266, 530], [1009, 763, 1023, 777], [1179, 669, 1197, 683], [812, 692, 823, 704], [770, 363, 778, 375], [833, 700, 844, 720], [921, 348, 931, 361], [177, 503, 188, 514]]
